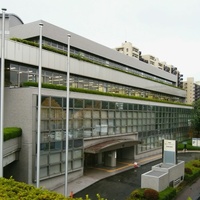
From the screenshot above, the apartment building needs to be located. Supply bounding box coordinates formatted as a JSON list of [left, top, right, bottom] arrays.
[[1, 13, 192, 191], [183, 77, 200, 104], [115, 41, 140, 59], [115, 42, 183, 88]]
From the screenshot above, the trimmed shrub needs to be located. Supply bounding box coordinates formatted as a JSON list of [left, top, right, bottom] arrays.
[[4, 127, 22, 141], [144, 188, 159, 200]]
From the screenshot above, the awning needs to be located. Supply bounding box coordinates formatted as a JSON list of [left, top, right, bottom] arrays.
[[84, 139, 141, 154]]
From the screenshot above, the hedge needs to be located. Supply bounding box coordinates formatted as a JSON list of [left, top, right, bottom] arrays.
[[3, 127, 22, 141], [0, 177, 106, 200], [22, 81, 191, 107]]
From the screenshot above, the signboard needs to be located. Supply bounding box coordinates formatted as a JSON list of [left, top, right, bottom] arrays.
[[192, 138, 200, 147], [162, 139, 177, 164]]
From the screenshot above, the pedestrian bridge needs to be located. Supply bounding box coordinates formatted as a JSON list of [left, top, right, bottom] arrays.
[[3, 137, 21, 167]]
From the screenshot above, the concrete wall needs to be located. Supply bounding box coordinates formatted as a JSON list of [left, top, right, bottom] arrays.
[[142, 160, 185, 192], [3, 137, 21, 167], [141, 171, 169, 192]]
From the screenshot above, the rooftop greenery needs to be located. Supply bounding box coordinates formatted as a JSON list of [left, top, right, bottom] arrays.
[[4, 127, 22, 141], [22, 81, 191, 107]]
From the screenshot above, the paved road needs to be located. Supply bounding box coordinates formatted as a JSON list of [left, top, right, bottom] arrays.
[[175, 177, 200, 200], [74, 152, 200, 200]]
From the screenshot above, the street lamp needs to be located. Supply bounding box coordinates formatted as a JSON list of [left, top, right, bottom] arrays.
[[0, 8, 7, 177], [64, 34, 71, 197], [36, 22, 43, 188]]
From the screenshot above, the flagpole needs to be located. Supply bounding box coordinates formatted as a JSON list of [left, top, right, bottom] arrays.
[[0, 8, 7, 177], [64, 34, 71, 196], [36, 22, 43, 188]]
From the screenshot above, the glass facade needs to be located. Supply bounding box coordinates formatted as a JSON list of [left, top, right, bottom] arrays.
[[38, 96, 83, 179], [6, 62, 184, 103], [37, 95, 191, 179]]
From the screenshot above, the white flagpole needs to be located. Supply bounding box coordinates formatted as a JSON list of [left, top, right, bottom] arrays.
[[36, 22, 43, 188], [64, 34, 71, 196], [0, 8, 7, 177]]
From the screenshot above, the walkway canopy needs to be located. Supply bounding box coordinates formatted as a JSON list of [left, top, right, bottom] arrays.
[[84, 139, 141, 154]]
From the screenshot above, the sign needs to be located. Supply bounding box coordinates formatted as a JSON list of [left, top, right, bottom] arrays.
[[164, 140, 176, 151], [162, 139, 177, 164], [192, 138, 200, 147]]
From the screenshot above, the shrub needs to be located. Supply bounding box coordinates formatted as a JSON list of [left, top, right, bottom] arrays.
[[127, 188, 145, 200], [193, 163, 200, 168], [0, 177, 107, 200], [185, 167, 193, 175], [4, 127, 22, 141], [143, 188, 159, 200], [159, 187, 176, 200]]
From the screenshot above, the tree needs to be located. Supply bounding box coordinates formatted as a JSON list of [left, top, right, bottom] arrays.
[[191, 99, 200, 136]]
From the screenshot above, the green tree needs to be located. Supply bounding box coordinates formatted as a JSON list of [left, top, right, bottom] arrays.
[[191, 99, 200, 136]]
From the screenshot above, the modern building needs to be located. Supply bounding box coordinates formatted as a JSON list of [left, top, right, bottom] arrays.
[[183, 77, 200, 104], [1, 13, 192, 193]]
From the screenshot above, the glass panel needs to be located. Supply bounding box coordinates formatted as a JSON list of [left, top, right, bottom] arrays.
[[40, 167, 48, 178], [73, 150, 82, 159], [85, 99, 92, 108], [102, 101, 108, 109], [109, 102, 115, 109], [100, 124, 108, 135], [100, 111, 107, 119], [40, 154, 48, 166], [73, 119, 83, 129], [83, 110, 92, 118], [73, 159, 82, 169], [74, 139, 83, 148], [74, 99, 83, 108], [127, 119, 132, 125], [84, 119, 92, 128], [83, 129, 92, 137], [127, 126, 132, 132], [122, 112, 126, 118], [50, 120, 62, 130], [115, 119, 121, 126], [9, 71, 18, 86], [108, 111, 114, 118], [93, 111, 100, 119], [41, 108, 49, 118], [49, 164, 60, 175], [122, 119, 126, 126], [62, 161, 72, 172], [50, 153, 60, 164], [41, 143, 49, 151], [127, 112, 132, 118], [108, 127, 114, 135], [41, 132, 49, 142], [115, 112, 120, 118], [49, 97, 62, 108], [108, 119, 114, 126]]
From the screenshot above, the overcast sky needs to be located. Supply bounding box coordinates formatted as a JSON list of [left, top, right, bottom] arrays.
[[2, 0, 200, 81]]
